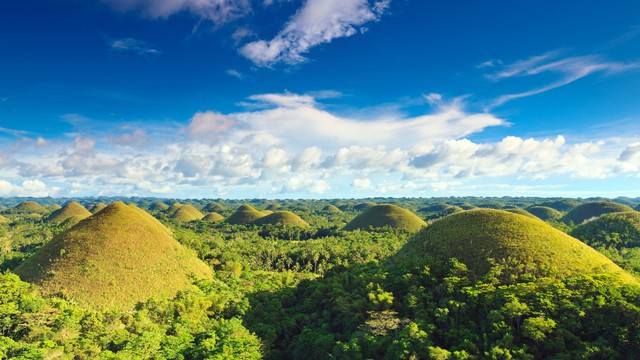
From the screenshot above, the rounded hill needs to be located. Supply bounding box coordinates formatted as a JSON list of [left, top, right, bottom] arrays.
[[14, 202, 212, 310], [526, 206, 563, 221], [203, 201, 225, 213], [505, 208, 537, 219], [538, 199, 581, 212], [166, 202, 182, 215], [571, 212, 640, 249], [9, 201, 47, 214], [561, 201, 635, 225], [225, 204, 266, 225], [88, 203, 107, 214], [149, 201, 169, 211], [252, 211, 309, 227], [322, 204, 342, 214], [46, 202, 91, 224], [354, 202, 376, 211], [395, 209, 636, 283], [170, 204, 204, 222], [202, 212, 224, 222], [343, 204, 427, 232]]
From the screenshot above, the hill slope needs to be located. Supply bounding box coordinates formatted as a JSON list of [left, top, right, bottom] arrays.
[[14, 202, 212, 309], [88, 203, 107, 214], [225, 205, 266, 225], [202, 212, 224, 222], [322, 204, 342, 214], [46, 202, 92, 224], [203, 201, 225, 212], [571, 211, 640, 249], [171, 204, 205, 222], [8, 201, 47, 214], [395, 209, 636, 283], [561, 201, 635, 225], [252, 211, 309, 227], [526, 206, 563, 221], [344, 204, 427, 232]]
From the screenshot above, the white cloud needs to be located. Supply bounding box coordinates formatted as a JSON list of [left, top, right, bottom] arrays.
[[352, 178, 372, 190], [187, 111, 239, 142], [109, 38, 160, 55], [101, 0, 251, 25], [0, 179, 55, 197], [240, 0, 390, 66], [486, 51, 640, 108], [226, 69, 247, 80]]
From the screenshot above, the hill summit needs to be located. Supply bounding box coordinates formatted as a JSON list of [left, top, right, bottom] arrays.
[[45, 202, 91, 224], [14, 202, 212, 309], [395, 209, 636, 283], [561, 201, 635, 225], [252, 211, 309, 227], [225, 204, 267, 225], [343, 204, 427, 232]]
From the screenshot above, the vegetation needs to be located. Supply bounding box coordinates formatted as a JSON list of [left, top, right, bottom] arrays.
[[14, 202, 212, 309], [562, 201, 635, 225], [45, 201, 92, 224], [202, 212, 225, 222], [504, 208, 537, 219], [322, 204, 342, 214], [538, 199, 581, 212], [344, 204, 427, 232], [88, 202, 107, 214], [5, 201, 48, 214]]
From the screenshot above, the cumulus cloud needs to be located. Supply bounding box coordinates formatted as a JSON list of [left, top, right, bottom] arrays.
[[101, 0, 251, 25], [240, 0, 390, 66], [486, 51, 640, 108], [187, 111, 239, 142], [0, 179, 55, 197]]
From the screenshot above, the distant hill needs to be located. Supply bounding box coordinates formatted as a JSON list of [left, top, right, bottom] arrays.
[[7, 201, 47, 214], [394, 209, 637, 284], [14, 202, 212, 310], [505, 208, 537, 219], [252, 211, 309, 227], [225, 204, 267, 225], [47, 204, 62, 212], [538, 199, 581, 212], [203, 201, 225, 213], [636, 204, 640, 211], [571, 212, 640, 249], [166, 203, 182, 215], [149, 201, 169, 211], [322, 204, 342, 214], [170, 204, 204, 222], [344, 204, 427, 232], [561, 201, 635, 225], [354, 202, 376, 211], [202, 212, 224, 223], [87, 203, 107, 214], [45, 202, 91, 224], [526, 206, 563, 221]]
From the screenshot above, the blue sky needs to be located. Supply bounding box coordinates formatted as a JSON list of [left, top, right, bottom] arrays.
[[0, 0, 639, 198]]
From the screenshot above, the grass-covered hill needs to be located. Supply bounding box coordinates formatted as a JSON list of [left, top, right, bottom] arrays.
[[322, 204, 342, 213], [0, 215, 9, 223], [526, 205, 563, 221], [166, 202, 183, 214], [561, 201, 635, 225], [538, 199, 581, 212], [45, 202, 92, 224], [504, 208, 537, 219], [395, 209, 637, 283], [252, 211, 309, 227], [354, 201, 376, 211], [343, 204, 427, 232], [418, 203, 452, 212], [202, 212, 225, 222], [149, 201, 169, 211], [13, 202, 212, 309], [7, 201, 48, 214], [571, 212, 640, 249], [170, 204, 205, 222], [225, 204, 267, 225], [203, 201, 225, 213], [47, 204, 62, 212], [88, 202, 107, 214]]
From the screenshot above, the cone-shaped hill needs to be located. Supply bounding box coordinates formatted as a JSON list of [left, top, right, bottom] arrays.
[[571, 212, 640, 250], [354, 202, 376, 211], [46, 202, 92, 224], [538, 199, 581, 212], [14, 202, 212, 310], [526, 206, 563, 221], [170, 204, 205, 222], [322, 204, 342, 214], [9, 201, 47, 214], [225, 204, 267, 225], [203, 201, 225, 213], [166, 202, 182, 215], [561, 201, 635, 225], [252, 211, 309, 227], [88, 202, 107, 214], [149, 201, 169, 211], [394, 209, 637, 283], [344, 204, 427, 232], [47, 204, 62, 212], [202, 212, 224, 223]]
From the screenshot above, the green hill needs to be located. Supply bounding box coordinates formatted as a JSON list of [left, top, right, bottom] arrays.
[[505, 208, 538, 219], [60, 215, 87, 227], [202, 212, 225, 222], [225, 204, 267, 225], [46, 202, 92, 224], [25, 213, 43, 221], [538, 199, 581, 212], [0, 215, 9, 223], [166, 202, 182, 215], [170, 204, 205, 222], [418, 204, 452, 213], [354, 202, 376, 211], [322, 204, 342, 213], [14, 202, 211, 310], [571, 212, 640, 249], [395, 209, 637, 283], [47, 204, 62, 212], [88, 203, 107, 214], [8, 201, 47, 214], [343, 204, 427, 232], [561, 201, 635, 225], [252, 211, 309, 227], [149, 201, 169, 211], [203, 201, 225, 213], [526, 206, 563, 221]]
